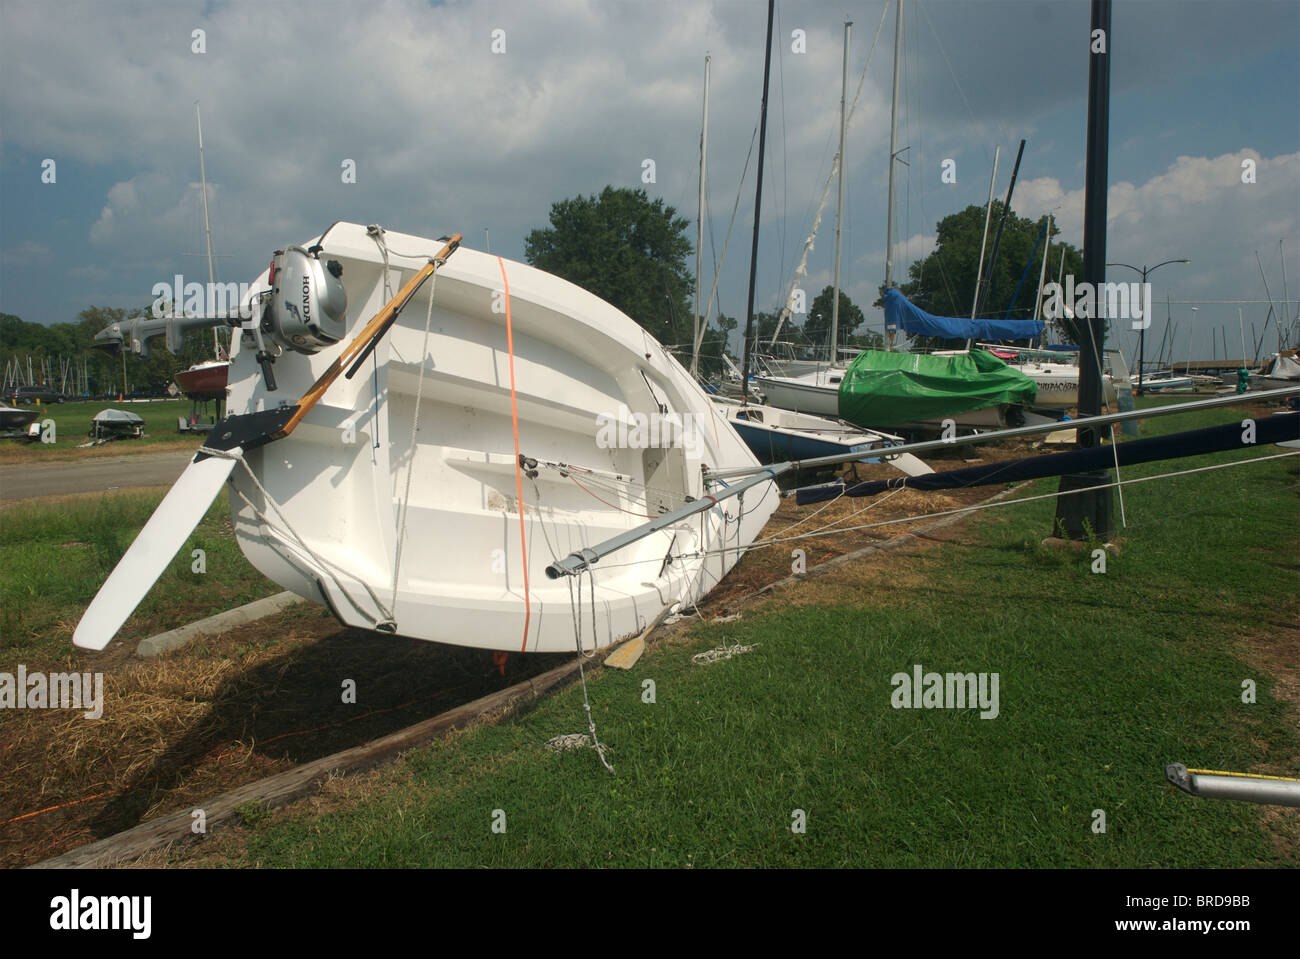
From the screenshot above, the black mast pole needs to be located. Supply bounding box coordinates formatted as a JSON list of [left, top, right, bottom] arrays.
[[1055, 0, 1113, 539], [974, 138, 1027, 319], [741, 0, 775, 402]]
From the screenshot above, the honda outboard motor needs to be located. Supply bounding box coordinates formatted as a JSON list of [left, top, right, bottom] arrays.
[[249, 245, 347, 390], [266, 245, 347, 352]]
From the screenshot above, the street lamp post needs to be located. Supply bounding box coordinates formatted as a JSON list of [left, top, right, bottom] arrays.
[[1107, 258, 1189, 395]]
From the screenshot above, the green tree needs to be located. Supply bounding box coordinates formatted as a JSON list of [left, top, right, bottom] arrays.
[[849, 328, 885, 350], [1, 305, 212, 398], [894, 203, 1086, 345], [524, 186, 693, 345], [752, 311, 785, 344], [715, 313, 738, 356], [696, 325, 729, 377], [804, 286, 864, 351]]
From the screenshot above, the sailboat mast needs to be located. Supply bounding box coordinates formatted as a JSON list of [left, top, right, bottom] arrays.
[[1033, 214, 1054, 322], [1158, 295, 1172, 368], [884, 0, 903, 296], [692, 55, 710, 379], [1031, 213, 1054, 349], [1255, 248, 1277, 355], [195, 102, 219, 355], [1281, 238, 1291, 350], [740, 0, 776, 400], [971, 146, 1000, 319], [975, 138, 1026, 320], [830, 21, 851, 366]]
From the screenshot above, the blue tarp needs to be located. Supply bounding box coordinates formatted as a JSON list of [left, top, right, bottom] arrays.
[[884, 287, 1044, 341]]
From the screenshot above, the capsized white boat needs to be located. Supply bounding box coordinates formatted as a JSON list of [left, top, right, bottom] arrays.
[[1248, 351, 1300, 391], [74, 222, 779, 654], [1139, 369, 1196, 392], [979, 345, 1127, 409]]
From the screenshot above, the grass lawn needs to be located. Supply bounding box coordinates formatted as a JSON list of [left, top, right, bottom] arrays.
[[169, 399, 1298, 868], [0, 489, 281, 664], [0, 399, 208, 462]]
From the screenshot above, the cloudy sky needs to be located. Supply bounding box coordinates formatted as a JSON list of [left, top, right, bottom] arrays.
[[2, 0, 1298, 366]]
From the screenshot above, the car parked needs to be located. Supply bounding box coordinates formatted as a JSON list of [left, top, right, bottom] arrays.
[[9, 385, 64, 405]]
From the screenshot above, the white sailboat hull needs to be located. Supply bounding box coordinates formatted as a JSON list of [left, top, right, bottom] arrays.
[[224, 223, 777, 653], [757, 366, 1047, 430], [710, 396, 933, 476], [1010, 361, 1119, 407], [755, 369, 845, 417]]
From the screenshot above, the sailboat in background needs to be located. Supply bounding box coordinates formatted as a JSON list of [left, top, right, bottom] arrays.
[[760, 2, 1062, 433], [172, 102, 231, 403], [708, 17, 929, 475], [756, 13, 861, 416]]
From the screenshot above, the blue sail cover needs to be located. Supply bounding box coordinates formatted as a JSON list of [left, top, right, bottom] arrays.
[[884, 287, 1044, 341]]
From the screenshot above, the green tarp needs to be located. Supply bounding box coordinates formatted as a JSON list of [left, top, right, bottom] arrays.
[[837, 349, 1038, 426]]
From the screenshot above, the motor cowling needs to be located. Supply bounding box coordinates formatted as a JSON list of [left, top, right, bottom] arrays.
[[266, 245, 347, 353]]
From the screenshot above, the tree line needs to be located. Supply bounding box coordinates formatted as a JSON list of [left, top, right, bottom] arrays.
[[0, 308, 220, 396], [2, 187, 1079, 393]]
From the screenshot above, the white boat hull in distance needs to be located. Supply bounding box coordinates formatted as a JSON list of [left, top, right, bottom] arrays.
[[757, 367, 1053, 431], [224, 222, 778, 654], [755, 368, 846, 417], [1009, 362, 1119, 408]]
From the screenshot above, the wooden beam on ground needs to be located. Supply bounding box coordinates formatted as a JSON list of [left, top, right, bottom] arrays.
[[29, 658, 578, 869], [32, 483, 1032, 868]]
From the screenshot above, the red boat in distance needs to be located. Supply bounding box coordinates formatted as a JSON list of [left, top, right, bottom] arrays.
[[173, 358, 229, 401]]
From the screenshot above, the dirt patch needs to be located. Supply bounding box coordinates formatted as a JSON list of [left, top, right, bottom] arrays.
[[1237, 623, 1300, 711], [697, 451, 1014, 617], [0, 486, 173, 515], [0, 439, 201, 465], [0, 605, 568, 868], [1230, 597, 1300, 861]]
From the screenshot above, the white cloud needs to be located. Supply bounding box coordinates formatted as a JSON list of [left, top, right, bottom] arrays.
[[1011, 150, 1300, 359], [0, 240, 52, 266], [1, 1, 1296, 350]]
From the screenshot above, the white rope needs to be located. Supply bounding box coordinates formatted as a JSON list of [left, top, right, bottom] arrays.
[[776, 483, 909, 542], [730, 450, 1300, 554], [528, 478, 564, 564], [1108, 423, 1128, 527], [200, 446, 395, 627], [389, 258, 441, 619], [535, 458, 687, 506], [367, 225, 394, 303], [692, 641, 757, 665], [578, 449, 1300, 573], [697, 123, 758, 359], [1073, 314, 1129, 529], [567, 570, 614, 773]]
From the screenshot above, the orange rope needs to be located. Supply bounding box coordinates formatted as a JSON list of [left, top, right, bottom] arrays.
[[2, 790, 113, 826], [497, 257, 531, 653], [567, 473, 658, 518]]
